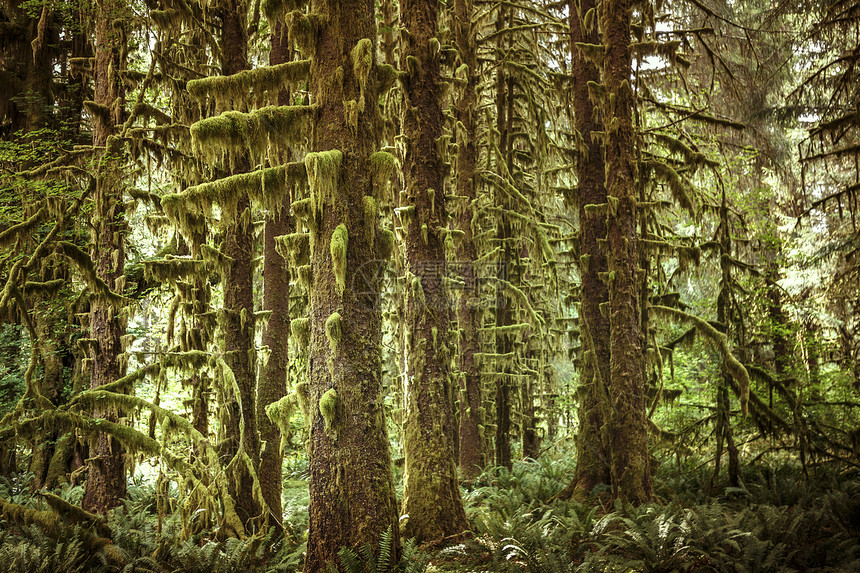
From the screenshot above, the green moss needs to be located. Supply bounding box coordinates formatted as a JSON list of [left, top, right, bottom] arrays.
[[57, 241, 127, 305], [305, 150, 342, 218], [325, 312, 343, 354], [190, 105, 317, 165], [188, 60, 311, 113], [351, 38, 373, 113], [286, 10, 326, 56], [378, 228, 395, 259], [363, 196, 378, 243], [319, 388, 337, 436], [330, 223, 348, 296], [369, 151, 397, 201], [376, 63, 398, 94], [265, 394, 296, 455], [291, 317, 310, 347], [0, 208, 44, 248]]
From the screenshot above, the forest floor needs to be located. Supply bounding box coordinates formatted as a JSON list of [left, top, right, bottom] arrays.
[[1, 454, 859, 572]]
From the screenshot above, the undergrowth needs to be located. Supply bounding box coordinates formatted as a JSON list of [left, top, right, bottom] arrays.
[[1, 455, 858, 572]]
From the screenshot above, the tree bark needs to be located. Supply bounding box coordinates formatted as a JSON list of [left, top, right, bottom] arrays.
[[399, 0, 468, 541], [256, 18, 293, 533], [453, 0, 487, 483], [305, 0, 400, 568], [218, 2, 262, 531], [602, 0, 652, 504], [82, 0, 128, 514]]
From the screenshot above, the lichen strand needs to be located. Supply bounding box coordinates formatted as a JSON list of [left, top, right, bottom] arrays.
[[304, 150, 342, 220], [187, 60, 311, 113], [329, 223, 348, 297], [190, 105, 317, 166]]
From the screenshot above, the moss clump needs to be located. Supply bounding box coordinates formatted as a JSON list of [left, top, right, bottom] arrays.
[[378, 228, 395, 260], [330, 224, 348, 296], [351, 38, 373, 113], [369, 151, 397, 200], [325, 312, 343, 354], [286, 10, 326, 56], [305, 150, 342, 218], [190, 105, 317, 166], [265, 394, 297, 455], [291, 317, 310, 347], [363, 196, 378, 243], [319, 388, 337, 436], [187, 60, 311, 113], [376, 63, 397, 94]]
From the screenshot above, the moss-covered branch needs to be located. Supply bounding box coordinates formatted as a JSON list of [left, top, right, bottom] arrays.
[[651, 305, 750, 416], [187, 60, 311, 112]]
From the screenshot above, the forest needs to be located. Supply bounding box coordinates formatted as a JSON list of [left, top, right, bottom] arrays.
[[0, 0, 858, 570]]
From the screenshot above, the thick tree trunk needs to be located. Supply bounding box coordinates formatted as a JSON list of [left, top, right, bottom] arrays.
[[399, 0, 468, 542], [453, 0, 486, 481], [82, 0, 127, 514], [602, 0, 652, 504], [218, 4, 262, 531], [305, 0, 400, 568]]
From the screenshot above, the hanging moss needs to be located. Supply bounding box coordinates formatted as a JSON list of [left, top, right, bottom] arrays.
[[144, 257, 203, 286], [57, 241, 127, 306], [351, 38, 373, 113], [286, 10, 326, 56], [261, 0, 303, 26], [330, 224, 348, 296], [200, 244, 235, 276], [190, 105, 317, 165], [319, 388, 337, 437], [645, 160, 695, 213], [305, 150, 342, 218], [265, 394, 297, 456], [187, 60, 311, 112], [325, 312, 343, 354], [291, 317, 310, 348]]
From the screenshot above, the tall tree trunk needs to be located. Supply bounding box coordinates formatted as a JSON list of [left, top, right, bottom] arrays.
[[493, 7, 514, 471], [305, 0, 400, 568], [256, 18, 293, 533], [602, 0, 652, 504], [559, 0, 613, 499], [82, 0, 127, 514], [218, 2, 262, 531], [399, 0, 468, 542], [453, 0, 486, 481]]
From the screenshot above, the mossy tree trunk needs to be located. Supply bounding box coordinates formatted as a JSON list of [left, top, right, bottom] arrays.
[[601, 0, 652, 504], [493, 7, 513, 472], [399, 0, 468, 542], [305, 0, 400, 568], [453, 0, 486, 483], [564, 0, 612, 497], [217, 1, 262, 530], [81, 0, 128, 514], [257, 20, 293, 531]]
